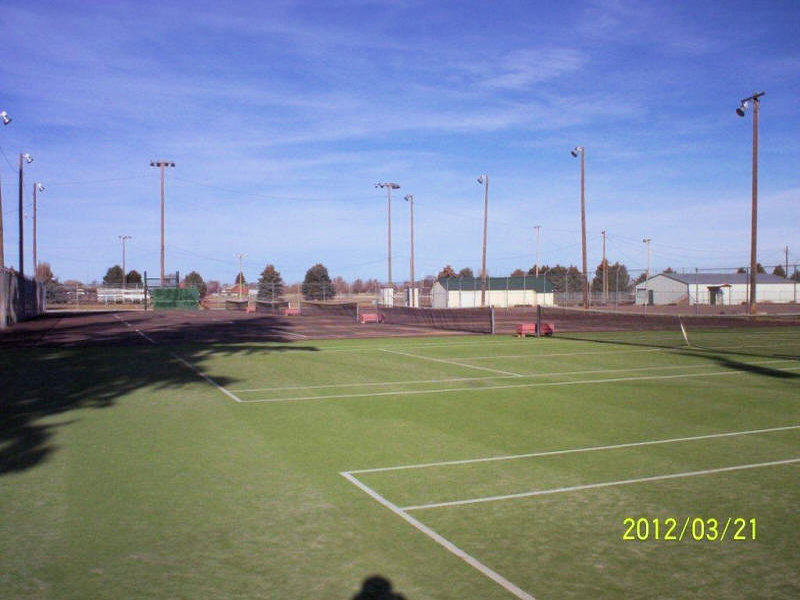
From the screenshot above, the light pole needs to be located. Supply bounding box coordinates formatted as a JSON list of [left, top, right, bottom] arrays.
[[150, 160, 175, 284], [643, 238, 651, 280], [118, 235, 132, 288], [0, 110, 11, 270], [571, 146, 589, 308], [601, 230, 608, 305], [32, 183, 45, 277], [235, 253, 247, 300], [736, 91, 765, 315], [477, 174, 489, 306], [375, 182, 400, 286], [534, 225, 541, 278], [404, 194, 416, 307], [18, 153, 34, 277]]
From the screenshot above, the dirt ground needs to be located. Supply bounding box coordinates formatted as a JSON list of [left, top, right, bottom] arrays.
[[0, 309, 469, 348], [2, 303, 797, 348]]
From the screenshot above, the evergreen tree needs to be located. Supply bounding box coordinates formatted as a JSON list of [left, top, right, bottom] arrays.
[[544, 264, 585, 293], [302, 263, 335, 300], [184, 271, 207, 298], [126, 270, 143, 284], [737, 264, 766, 274], [458, 267, 474, 278], [103, 265, 124, 286], [257, 264, 285, 301], [592, 261, 630, 292], [772, 265, 787, 278], [437, 265, 456, 279]]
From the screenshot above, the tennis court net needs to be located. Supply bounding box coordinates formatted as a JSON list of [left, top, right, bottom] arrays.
[[381, 306, 494, 334], [299, 301, 359, 319], [494, 306, 800, 358]]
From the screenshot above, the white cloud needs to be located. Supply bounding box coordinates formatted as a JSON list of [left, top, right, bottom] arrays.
[[479, 48, 585, 89]]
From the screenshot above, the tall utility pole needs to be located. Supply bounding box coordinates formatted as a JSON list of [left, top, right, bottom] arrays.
[[119, 235, 132, 288], [601, 230, 608, 305], [643, 238, 652, 280], [477, 174, 489, 306], [571, 146, 588, 308], [534, 225, 541, 278], [404, 194, 415, 307], [150, 160, 175, 284], [0, 169, 4, 270], [18, 153, 33, 277], [785, 246, 789, 278], [0, 110, 12, 270], [32, 183, 45, 277], [375, 182, 400, 285], [736, 91, 764, 315], [235, 253, 247, 300]]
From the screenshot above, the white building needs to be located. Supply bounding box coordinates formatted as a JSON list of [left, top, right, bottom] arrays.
[[636, 272, 798, 305], [96, 286, 146, 304], [432, 276, 555, 308]]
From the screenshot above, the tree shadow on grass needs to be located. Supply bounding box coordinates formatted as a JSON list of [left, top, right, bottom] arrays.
[[0, 310, 322, 476], [553, 331, 800, 382]]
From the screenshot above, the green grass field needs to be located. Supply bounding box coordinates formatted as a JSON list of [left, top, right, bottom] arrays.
[[2, 327, 799, 599]]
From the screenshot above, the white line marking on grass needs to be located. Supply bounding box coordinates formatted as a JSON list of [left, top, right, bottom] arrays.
[[457, 348, 667, 360], [380, 348, 523, 377], [112, 313, 243, 403], [400, 458, 800, 511], [114, 313, 158, 345], [169, 353, 244, 403], [340, 472, 536, 600], [348, 424, 800, 474], [282, 331, 310, 339], [242, 364, 800, 403], [230, 358, 797, 393]]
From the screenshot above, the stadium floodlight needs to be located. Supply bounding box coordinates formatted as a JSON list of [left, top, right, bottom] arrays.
[[118, 235, 132, 289], [18, 153, 35, 277], [32, 182, 46, 276], [476, 174, 489, 306], [571, 146, 589, 308], [375, 182, 400, 285], [735, 91, 765, 314], [0, 112, 10, 269], [642, 238, 651, 281], [150, 160, 175, 284], [404, 194, 416, 307], [735, 101, 749, 117]]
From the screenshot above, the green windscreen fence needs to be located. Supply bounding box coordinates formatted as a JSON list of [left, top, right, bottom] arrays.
[[151, 287, 200, 310]]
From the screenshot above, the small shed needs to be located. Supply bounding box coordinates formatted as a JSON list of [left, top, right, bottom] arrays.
[[432, 276, 554, 308], [637, 272, 798, 305]]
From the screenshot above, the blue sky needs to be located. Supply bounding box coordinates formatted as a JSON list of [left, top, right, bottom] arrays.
[[1, 0, 798, 285]]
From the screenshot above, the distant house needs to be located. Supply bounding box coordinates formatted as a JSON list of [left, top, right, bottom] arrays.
[[636, 272, 797, 305], [222, 284, 256, 299], [432, 276, 554, 308]]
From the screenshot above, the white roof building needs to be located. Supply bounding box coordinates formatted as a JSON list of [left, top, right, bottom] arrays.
[[636, 272, 798, 305]]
